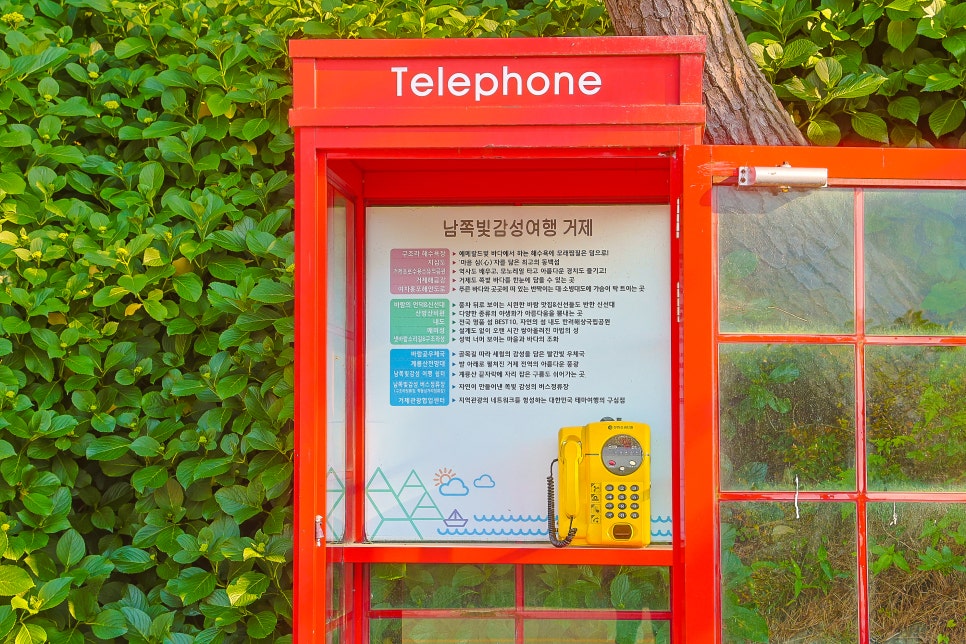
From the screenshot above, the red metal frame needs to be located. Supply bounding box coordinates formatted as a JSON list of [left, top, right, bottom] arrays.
[[294, 34, 966, 644], [680, 145, 966, 643]]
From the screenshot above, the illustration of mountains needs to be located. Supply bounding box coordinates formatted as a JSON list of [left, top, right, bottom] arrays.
[[367, 468, 444, 539], [326, 467, 346, 541]]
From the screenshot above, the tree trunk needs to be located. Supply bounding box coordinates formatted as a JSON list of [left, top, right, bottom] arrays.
[[605, 0, 808, 145]]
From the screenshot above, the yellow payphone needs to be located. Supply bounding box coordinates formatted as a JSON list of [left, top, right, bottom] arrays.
[[548, 419, 651, 547]]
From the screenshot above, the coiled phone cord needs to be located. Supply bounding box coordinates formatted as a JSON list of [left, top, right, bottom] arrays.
[[547, 459, 577, 548]]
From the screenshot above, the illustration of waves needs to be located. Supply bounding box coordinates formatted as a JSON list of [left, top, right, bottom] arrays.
[[437, 515, 674, 537], [437, 528, 547, 536], [472, 514, 674, 524]]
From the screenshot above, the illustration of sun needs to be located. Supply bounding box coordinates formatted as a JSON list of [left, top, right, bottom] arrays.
[[433, 467, 456, 486]]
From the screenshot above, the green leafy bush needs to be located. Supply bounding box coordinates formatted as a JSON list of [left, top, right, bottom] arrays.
[[3, 0, 966, 640], [0, 0, 609, 641], [731, 0, 966, 146]]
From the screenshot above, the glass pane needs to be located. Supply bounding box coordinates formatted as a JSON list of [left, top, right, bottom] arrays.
[[371, 563, 515, 609], [371, 618, 514, 644], [867, 345, 966, 491], [523, 565, 669, 610], [524, 619, 670, 644], [327, 191, 350, 631], [869, 503, 966, 643], [719, 344, 855, 491], [327, 191, 350, 543], [721, 502, 857, 644], [865, 190, 966, 335], [327, 558, 344, 622], [717, 187, 854, 334]]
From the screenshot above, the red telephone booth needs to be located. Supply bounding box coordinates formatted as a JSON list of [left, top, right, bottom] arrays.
[[291, 36, 966, 644]]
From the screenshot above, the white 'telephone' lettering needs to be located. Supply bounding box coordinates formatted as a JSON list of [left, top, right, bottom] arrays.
[[392, 65, 604, 100]]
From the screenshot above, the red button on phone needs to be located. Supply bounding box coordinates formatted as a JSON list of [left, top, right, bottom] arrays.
[[608, 460, 616, 466]]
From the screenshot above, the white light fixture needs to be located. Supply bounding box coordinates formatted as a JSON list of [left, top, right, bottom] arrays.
[[737, 164, 828, 188]]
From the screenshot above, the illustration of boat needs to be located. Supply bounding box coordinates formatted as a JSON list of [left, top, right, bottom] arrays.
[[443, 509, 468, 528]]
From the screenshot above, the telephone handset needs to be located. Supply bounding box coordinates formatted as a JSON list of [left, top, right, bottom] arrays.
[[548, 419, 651, 548]]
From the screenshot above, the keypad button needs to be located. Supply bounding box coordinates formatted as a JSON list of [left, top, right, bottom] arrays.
[[630, 503, 639, 510], [630, 494, 640, 501], [605, 503, 614, 510], [617, 503, 627, 510], [630, 485, 640, 492], [617, 512, 627, 519], [618, 485, 627, 491], [605, 484, 614, 491], [630, 512, 639, 519], [618, 494, 626, 500], [605, 512, 614, 519], [605, 494, 614, 501]]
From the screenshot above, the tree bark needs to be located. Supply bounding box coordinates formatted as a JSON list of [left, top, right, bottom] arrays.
[[605, 0, 808, 145]]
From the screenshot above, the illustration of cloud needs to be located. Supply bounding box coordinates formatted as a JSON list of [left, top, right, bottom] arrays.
[[473, 475, 495, 488], [438, 477, 469, 496]]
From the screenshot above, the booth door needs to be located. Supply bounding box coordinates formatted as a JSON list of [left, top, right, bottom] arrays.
[[682, 146, 966, 643]]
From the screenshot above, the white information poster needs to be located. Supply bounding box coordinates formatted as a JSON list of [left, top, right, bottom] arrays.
[[364, 205, 671, 542]]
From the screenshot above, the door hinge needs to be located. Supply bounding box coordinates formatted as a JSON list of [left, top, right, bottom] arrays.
[[676, 282, 682, 324], [675, 198, 681, 239], [314, 515, 324, 547]]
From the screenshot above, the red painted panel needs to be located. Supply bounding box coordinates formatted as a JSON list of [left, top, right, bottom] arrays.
[[336, 543, 674, 566], [288, 37, 706, 146], [290, 35, 705, 59], [306, 56, 683, 120], [285, 123, 703, 148]]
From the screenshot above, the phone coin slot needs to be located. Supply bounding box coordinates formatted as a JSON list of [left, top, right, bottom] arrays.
[[612, 524, 633, 540]]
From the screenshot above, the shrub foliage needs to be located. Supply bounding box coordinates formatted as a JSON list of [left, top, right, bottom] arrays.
[[0, 0, 606, 641], [1, 0, 965, 641], [733, 0, 966, 146]]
